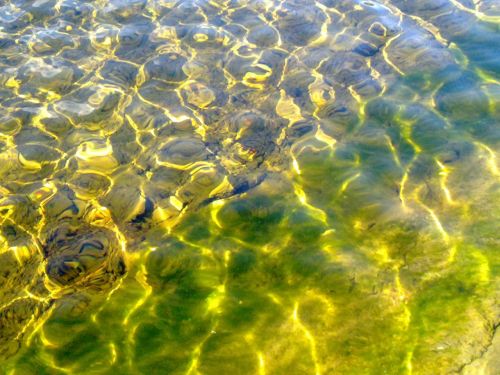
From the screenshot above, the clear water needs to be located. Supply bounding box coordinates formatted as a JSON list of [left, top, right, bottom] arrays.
[[0, 0, 499, 374]]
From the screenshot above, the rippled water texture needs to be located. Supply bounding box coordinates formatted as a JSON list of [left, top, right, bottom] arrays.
[[0, 0, 499, 373]]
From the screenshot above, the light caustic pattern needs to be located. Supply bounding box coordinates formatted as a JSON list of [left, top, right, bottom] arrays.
[[0, 0, 499, 374]]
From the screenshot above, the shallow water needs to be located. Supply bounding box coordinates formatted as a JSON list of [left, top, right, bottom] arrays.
[[0, 0, 499, 374]]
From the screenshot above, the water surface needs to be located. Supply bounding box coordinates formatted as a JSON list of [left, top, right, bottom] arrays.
[[0, 0, 499, 374]]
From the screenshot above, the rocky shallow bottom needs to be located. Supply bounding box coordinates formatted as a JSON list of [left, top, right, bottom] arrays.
[[0, 0, 499, 374]]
